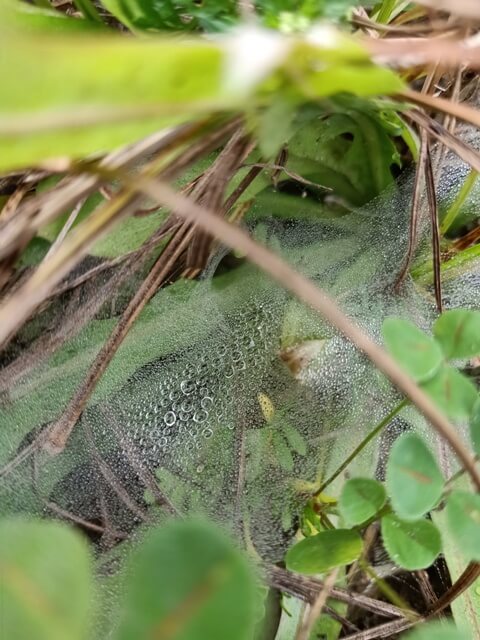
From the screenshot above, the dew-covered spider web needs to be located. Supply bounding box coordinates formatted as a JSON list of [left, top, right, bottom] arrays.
[[0, 126, 479, 580]]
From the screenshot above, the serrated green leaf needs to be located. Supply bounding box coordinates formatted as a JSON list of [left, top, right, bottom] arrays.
[[382, 318, 443, 382], [434, 309, 480, 359], [338, 478, 386, 526], [117, 520, 256, 640], [381, 515, 441, 570], [421, 366, 478, 420], [386, 433, 443, 521], [0, 518, 93, 640], [446, 491, 480, 562], [285, 529, 363, 574]]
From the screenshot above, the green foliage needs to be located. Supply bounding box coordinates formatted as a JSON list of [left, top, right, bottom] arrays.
[[0, 7, 403, 171], [101, 0, 238, 32], [2, 0, 106, 32], [285, 529, 363, 574], [0, 518, 93, 640], [383, 314, 480, 421], [338, 478, 386, 526], [433, 309, 480, 359], [118, 520, 257, 640], [405, 621, 471, 640], [381, 515, 441, 570], [288, 99, 401, 206], [445, 491, 480, 562], [383, 318, 443, 382], [0, 517, 257, 640], [386, 433, 443, 521], [422, 365, 478, 421]]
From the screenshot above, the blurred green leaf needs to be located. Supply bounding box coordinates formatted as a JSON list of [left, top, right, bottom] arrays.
[[338, 478, 386, 526], [421, 366, 478, 421], [381, 515, 441, 570], [433, 309, 480, 359], [0, 518, 93, 640], [383, 318, 443, 382], [446, 491, 480, 562], [405, 621, 471, 640], [386, 433, 443, 521], [0, 30, 225, 170], [0, 18, 403, 171], [285, 529, 363, 574], [117, 519, 257, 640]]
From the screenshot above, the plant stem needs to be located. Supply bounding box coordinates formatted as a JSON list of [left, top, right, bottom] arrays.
[[376, 0, 397, 24], [440, 169, 478, 235], [413, 243, 480, 285], [316, 399, 408, 494]]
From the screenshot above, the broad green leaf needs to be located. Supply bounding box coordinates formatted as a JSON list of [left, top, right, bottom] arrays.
[[381, 515, 441, 570], [338, 478, 386, 526], [386, 433, 443, 521], [405, 621, 471, 640], [382, 318, 443, 382], [446, 491, 480, 562], [0, 19, 403, 171], [421, 366, 478, 421], [433, 309, 480, 359], [0, 518, 93, 640], [285, 529, 363, 574], [288, 100, 401, 206], [117, 520, 257, 640], [470, 398, 480, 457], [0, 30, 226, 170]]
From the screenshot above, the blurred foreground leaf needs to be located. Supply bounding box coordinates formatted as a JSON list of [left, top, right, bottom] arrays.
[[117, 519, 257, 640], [0, 19, 403, 170], [0, 518, 93, 640]]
